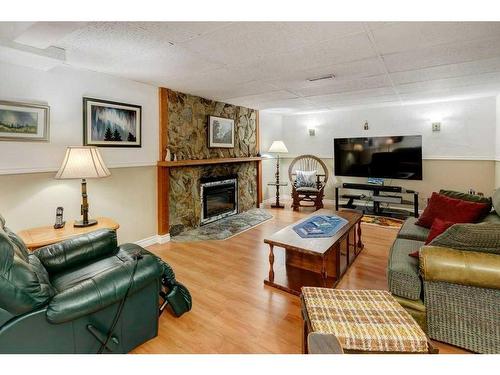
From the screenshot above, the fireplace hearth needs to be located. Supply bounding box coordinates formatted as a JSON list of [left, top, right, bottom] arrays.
[[200, 175, 238, 225]]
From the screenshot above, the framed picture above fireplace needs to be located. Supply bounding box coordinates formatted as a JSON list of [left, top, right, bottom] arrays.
[[208, 115, 234, 148]]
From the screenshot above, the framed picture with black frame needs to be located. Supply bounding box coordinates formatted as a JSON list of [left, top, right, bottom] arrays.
[[83, 97, 142, 147]]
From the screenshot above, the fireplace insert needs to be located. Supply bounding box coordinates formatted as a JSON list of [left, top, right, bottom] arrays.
[[200, 176, 238, 225]]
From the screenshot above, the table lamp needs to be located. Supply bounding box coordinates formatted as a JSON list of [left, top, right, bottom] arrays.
[[55, 146, 111, 227]]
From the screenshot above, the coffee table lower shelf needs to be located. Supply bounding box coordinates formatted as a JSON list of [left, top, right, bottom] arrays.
[[264, 265, 339, 296]]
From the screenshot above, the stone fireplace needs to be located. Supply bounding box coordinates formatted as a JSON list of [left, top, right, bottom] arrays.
[[157, 88, 262, 238], [200, 175, 238, 225]]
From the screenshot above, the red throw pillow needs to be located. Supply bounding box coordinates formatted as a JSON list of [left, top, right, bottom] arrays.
[[425, 218, 455, 244], [408, 250, 419, 258], [415, 192, 489, 228]]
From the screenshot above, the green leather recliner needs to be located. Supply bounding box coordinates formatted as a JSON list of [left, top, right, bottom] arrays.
[[0, 214, 192, 354]]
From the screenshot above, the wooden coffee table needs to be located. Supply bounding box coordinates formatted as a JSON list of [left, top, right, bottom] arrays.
[[263, 209, 363, 295]]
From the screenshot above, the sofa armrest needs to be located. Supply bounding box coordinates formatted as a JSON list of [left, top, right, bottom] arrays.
[[34, 229, 118, 274], [420, 246, 500, 290], [46, 253, 161, 324]]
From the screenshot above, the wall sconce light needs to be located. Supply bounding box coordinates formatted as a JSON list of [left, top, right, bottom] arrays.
[[363, 121, 369, 130], [432, 122, 441, 132], [308, 128, 316, 136]]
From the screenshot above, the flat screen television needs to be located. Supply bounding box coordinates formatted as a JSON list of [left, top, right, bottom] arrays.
[[334, 135, 423, 180]]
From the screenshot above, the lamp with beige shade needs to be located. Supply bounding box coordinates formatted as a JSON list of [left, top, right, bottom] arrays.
[[55, 146, 110, 227], [268, 140, 289, 209]]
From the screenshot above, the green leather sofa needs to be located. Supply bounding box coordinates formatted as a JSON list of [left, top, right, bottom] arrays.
[[387, 189, 500, 353], [0, 214, 192, 353]]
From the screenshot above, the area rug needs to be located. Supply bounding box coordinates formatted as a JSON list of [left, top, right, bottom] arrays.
[[171, 208, 273, 242], [361, 215, 404, 228]]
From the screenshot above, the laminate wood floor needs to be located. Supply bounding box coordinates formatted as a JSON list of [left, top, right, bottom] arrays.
[[133, 203, 468, 354]]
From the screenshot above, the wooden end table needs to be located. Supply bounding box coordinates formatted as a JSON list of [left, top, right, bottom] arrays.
[[17, 217, 120, 251], [263, 209, 363, 295]]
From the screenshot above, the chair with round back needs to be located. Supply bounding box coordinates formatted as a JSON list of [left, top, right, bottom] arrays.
[[288, 155, 329, 211]]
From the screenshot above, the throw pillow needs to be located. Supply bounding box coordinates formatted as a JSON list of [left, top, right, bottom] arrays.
[[493, 188, 500, 215], [408, 250, 419, 259], [439, 189, 492, 213], [425, 218, 455, 244], [415, 192, 490, 228], [296, 170, 317, 188]]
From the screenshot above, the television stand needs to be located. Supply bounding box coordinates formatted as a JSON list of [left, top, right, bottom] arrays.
[[335, 183, 419, 219]]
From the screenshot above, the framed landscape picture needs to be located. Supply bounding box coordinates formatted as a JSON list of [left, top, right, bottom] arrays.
[[83, 97, 141, 147], [0, 101, 49, 142], [208, 115, 234, 148]]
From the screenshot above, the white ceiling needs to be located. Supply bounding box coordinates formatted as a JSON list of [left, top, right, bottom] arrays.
[[2, 22, 500, 112]]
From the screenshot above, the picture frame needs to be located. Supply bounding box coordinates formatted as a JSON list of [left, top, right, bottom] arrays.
[[208, 115, 234, 148], [83, 97, 142, 147], [0, 100, 50, 142]]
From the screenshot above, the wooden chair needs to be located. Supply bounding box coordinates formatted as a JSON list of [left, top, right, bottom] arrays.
[[288, 155, 329, 211]]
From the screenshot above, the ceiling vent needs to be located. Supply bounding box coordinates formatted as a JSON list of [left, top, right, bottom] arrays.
[[307, 74, 335, 82]]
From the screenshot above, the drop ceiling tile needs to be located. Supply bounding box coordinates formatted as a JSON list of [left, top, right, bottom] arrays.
[[396, 71, 500, 94], [294, 75, 392, 97], [0, 22, 35, 40], [383, 37, 500, 73], [372, 22, 500, 55], [252, 33, 377, 77], [390, 57, 500, 84], [180, 22, 366, 66], [306, 87, 397, 104], [187, 81, 280, 102]]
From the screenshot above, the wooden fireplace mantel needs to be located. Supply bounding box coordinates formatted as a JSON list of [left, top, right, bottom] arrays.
[[157, 156, 263, 168], [157, 87, 263, 236]]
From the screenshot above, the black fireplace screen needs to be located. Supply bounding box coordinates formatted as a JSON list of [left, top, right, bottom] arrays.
[[201, 177, 238, 225]]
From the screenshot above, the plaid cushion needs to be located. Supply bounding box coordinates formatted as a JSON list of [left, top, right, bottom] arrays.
[[302, 288, 429, 353]]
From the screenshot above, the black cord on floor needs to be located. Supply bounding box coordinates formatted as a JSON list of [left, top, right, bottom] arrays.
[[97, 252, 143, 354]]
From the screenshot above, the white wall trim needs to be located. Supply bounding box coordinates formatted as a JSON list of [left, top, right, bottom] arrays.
[[0, 162, 157, 176], [269, 155, 497, 161], [134, 233, 171, 248], [158, 233, 171, 244], [135, 235, 160, 248]]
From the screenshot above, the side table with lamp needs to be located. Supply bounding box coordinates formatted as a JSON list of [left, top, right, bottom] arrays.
[[18, 146, 119, 250], [267, 140, 289, 209]]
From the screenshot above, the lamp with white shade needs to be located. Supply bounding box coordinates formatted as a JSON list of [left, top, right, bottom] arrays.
[[55, 146, 111, 227], [267, 141, 288, 209]]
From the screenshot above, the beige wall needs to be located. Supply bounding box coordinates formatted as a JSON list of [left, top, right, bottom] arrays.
[[263, 157, 496, 209], [496, 161, 500, 189], [0, 166, 157, 244]]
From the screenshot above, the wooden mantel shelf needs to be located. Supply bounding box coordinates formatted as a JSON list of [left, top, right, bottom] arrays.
[[157, 156, 264, 168]]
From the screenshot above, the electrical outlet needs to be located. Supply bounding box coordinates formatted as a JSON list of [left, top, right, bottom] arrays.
[[432, 122, 441, 132], [363, 121, 369, 130]]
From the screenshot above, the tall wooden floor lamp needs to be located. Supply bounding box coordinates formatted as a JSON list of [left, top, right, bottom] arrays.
[[268, 140, 289, 209]]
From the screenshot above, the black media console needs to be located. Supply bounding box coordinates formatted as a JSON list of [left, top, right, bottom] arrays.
[[335, 183, 419, 219]]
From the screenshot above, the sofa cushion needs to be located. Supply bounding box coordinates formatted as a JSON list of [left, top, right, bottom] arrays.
[[387, 238, 424, 301], [397, 217, 430, 242], [429, 223, 500, 254]]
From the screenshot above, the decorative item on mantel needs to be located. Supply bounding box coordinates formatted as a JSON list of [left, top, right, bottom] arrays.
[[268, 140, 289, 209], [164, 147, 172, 161], [55, 146, 111, 227]]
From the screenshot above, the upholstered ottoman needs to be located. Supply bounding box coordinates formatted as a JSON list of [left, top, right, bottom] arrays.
[[301, 287, 437, 354]]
